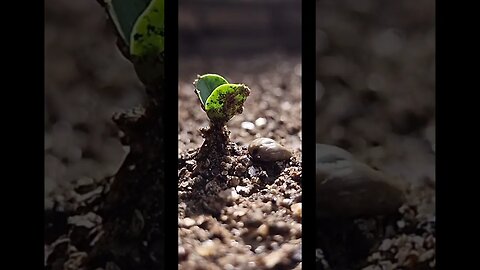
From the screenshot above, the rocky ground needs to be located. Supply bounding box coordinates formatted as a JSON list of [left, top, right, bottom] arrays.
[[178, 55, 303, 269]]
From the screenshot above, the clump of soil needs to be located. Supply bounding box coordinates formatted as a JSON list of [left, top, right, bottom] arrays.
[[178, 134, 302, 269]]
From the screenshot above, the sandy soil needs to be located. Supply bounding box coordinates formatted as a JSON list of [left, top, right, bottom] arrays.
[[178, 54, 303, 269]]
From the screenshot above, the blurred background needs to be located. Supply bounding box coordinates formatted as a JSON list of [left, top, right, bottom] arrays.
[[179, 0, 301, 57], [316, 0, 435, 189], [45, 0, 145, 210]]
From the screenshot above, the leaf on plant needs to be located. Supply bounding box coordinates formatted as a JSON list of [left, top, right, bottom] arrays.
[[205, 84, 251, 123], [194, 74, 229, 106], [130, 0, 165, 57], [105, 0, 151, 45]]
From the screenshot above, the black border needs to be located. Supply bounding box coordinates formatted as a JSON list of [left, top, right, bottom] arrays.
[[302, 0, 316, 268], [7, 0, 44, 268], [164, 0, 179, 268]]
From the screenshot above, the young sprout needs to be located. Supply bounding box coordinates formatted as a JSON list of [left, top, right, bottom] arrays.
[[194, 74, 250, 125]]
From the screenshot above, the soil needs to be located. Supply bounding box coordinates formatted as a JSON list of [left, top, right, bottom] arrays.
[[178, 55, 303, 269]]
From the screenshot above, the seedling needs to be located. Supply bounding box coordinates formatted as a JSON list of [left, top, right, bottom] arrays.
[[194, 74, 250, 125], [105, 0, 165, 85], [193, 74, 251, 159]]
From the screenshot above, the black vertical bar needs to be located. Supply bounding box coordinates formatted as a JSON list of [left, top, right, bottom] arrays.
[[302, 0, 316, 269], [164, 0, 179, 268]]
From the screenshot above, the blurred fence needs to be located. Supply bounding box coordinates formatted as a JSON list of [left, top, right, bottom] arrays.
[[179, 0, 301, 56]]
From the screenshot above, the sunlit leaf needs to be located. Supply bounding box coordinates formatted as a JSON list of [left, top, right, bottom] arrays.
[[205, 83, 250, 123], [194, 74, 229, 106]]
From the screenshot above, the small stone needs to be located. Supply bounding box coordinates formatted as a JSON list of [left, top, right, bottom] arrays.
[[379, 239, 392, 251], [234, 163, 247, 176], [397, 220, 406, 229], [270, 221, 290, 235], [316, 143, 406, 218], [219, 188, 240, 202], [233, 209, 247, 218], [280, 198, 293, 207], [263, 249, 286, 268], [291, 203, 302, 218], [67, 212, 101, 229], [178, 245, 187, 261], [369, 252, 382, 262], [248, 138, 292, 162], [412, 235, 424, 249], [257, 224, 269, 237], [182, 218, 196, 228], [241, 121, 255, 130], [419, 249, 435, 262], [236, 185, 252, 196], [255, 245, 266, 254], [248, 166, 260, 177], [196, 240, 217, 257], [228, 176, 240, 186], [255, 117, 267, 127], [73, 177, 95, 194]]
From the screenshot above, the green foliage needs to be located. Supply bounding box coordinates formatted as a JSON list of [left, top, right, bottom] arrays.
[[194, 74, 229, 106], [105, 0, 165, 87], [105, 0, 164, 57], [105, 0, 151, 45], [130, 0, 164, 57], [194, 74, 250, 124]]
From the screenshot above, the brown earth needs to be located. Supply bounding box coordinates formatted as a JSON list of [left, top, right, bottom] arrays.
[[178, 55, 302, 269]]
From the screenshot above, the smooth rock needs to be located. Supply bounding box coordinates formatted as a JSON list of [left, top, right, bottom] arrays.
[[316, 143, 406, 218], [248, 138, 292, 162]]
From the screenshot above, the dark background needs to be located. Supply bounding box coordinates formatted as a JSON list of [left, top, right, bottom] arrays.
[[45, 0, 144, 209], [179, 0, 301, 57]]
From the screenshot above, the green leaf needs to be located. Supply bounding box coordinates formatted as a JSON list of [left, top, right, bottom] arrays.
[[105, 0, 151, 45], [194, 74, 229, 106], [130, 0, 165, 57], [205, 83, 250, 123]]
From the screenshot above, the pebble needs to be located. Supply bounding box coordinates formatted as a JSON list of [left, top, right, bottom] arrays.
[[195, 240, 217, 257], [219, 188, 240, 202], [255, 117, 267, 127], [316, 143, 406, 218], [378, 239, 392, 251], [236, 186, 252, 196], [67, 212, 101, 229], [182, 218, 196, 228], [263, 249, 285, 268], [241, 121, 255, 130], [248, 138, 292, 162], [257, 224, 269, 237], [419, 249, 435, 262], [73, 177, 95, 194], [290, 203, 302, 218]]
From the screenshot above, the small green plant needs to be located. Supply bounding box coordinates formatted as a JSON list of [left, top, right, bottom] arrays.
[[106, 0, 164, 57], [194, 74, 251, 125], [105, 0, 165, 86]]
